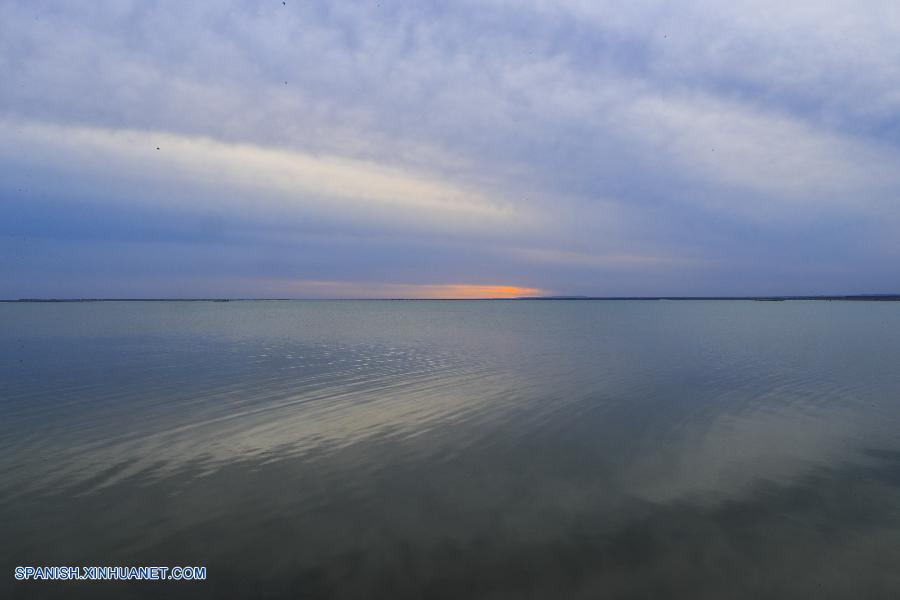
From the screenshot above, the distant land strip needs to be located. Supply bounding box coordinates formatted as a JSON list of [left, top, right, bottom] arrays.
[[518, 295, 900, 301], [2, 296, 900, 302]]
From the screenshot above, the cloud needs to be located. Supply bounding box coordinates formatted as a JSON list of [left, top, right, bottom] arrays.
[[615, 92, 900, 216], [1, 119, 522, 230], [2, 0, 900, 296]]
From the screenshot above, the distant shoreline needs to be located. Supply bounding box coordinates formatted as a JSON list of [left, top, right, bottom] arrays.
[[2, 295, 899, 303], [518, 295, 900, 301]]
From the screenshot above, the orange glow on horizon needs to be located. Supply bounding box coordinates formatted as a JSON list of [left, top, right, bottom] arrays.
[[411, 284, 544, 299], [276, 280, 547, 299]]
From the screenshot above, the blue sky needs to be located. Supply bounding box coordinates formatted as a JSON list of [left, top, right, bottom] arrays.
[[3, 0, 899, 298]]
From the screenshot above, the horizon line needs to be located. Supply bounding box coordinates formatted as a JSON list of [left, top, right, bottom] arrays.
[[2, 294, 900, 303]]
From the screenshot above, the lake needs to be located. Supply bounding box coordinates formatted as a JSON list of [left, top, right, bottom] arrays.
[[2, 300, 900, 598]]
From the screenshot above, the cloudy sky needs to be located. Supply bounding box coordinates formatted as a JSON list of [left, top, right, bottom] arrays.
[[3, 0, 899, 298]]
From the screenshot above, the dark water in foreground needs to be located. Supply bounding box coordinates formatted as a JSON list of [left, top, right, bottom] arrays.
[[2, 300, 900, 599]]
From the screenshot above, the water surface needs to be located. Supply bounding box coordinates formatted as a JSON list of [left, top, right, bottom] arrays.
[[3, 300, 900, 598]]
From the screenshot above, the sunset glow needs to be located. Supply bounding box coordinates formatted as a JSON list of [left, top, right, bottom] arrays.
[[408, 284, 545, 299], [276, 281, 546, 299]]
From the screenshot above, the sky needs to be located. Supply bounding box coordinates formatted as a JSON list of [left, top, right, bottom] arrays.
[[2, 0, 900, 299]]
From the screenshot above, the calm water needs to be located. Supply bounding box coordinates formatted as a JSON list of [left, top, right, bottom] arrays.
[[2, 300, 900, 598]]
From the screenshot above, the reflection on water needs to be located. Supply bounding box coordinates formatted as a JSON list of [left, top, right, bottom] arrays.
[[2, 300, 900, 598]]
